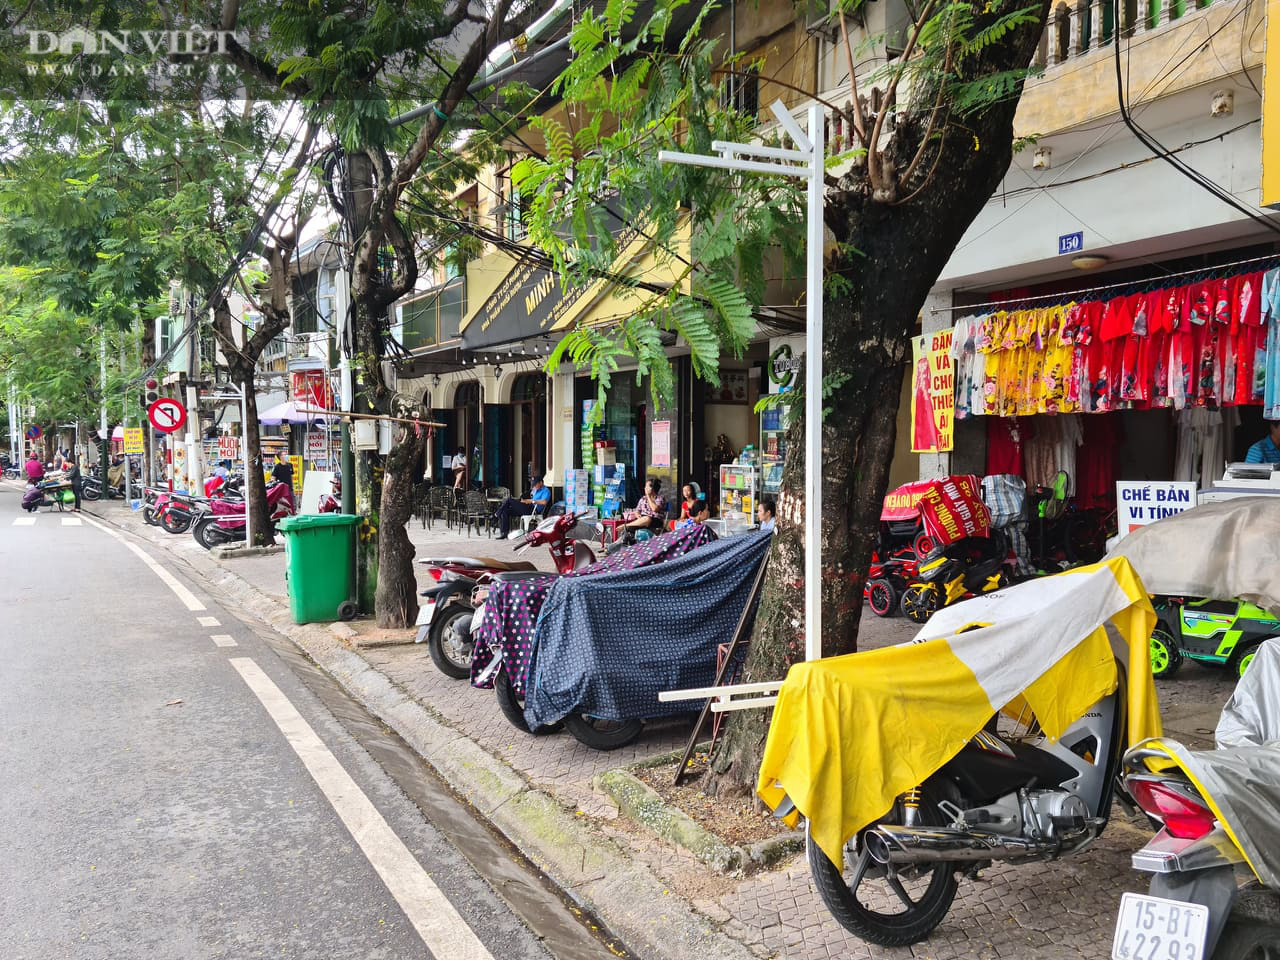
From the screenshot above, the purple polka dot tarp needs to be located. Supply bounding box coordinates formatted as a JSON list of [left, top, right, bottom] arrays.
[[524, 530, 773, 730], [470, 525, 717, 694]]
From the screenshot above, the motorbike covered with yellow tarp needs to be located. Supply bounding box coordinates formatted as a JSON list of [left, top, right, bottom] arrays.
[[756, 556, 1161, 947]]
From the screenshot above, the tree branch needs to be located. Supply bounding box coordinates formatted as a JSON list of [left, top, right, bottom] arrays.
[[866, 0, 940, 195], [838, 9, 869, 147]]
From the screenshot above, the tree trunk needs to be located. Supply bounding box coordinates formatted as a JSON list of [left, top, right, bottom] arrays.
[[375, 424, 425, 626], [240, 379, 273, 546], [351, 296, 385, 615], [705, 3, 1049, 796]]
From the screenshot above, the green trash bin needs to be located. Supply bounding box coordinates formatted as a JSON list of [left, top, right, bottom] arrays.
[[276, 513, 362, 624]]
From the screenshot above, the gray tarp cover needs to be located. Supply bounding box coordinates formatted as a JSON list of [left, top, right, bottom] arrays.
[[523, 531, 772, 730], [1108, 497, 1280, 617], [1110, 498, 1280, 886]]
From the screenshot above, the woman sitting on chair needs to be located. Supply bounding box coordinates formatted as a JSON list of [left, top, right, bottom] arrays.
[[623, 477, 667, 537]]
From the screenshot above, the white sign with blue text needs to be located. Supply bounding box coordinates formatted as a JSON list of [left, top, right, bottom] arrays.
[[1116, 481, 1198, 537]]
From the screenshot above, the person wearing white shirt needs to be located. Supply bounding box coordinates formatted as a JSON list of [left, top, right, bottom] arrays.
[[451, 447, 467, 489]]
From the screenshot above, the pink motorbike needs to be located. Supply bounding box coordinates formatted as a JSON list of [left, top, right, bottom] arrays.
[[191, 480, 295, 550]]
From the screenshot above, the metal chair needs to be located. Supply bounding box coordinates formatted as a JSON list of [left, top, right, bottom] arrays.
[[486, 486, 511, 503], [425, 486, 451, 530], [447, 487, 466, 529], [461, 489, 495, 537]]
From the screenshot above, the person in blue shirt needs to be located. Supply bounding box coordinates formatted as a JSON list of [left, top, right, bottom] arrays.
[[496, 474, 552, 537], [1245, 421, 1280, 464], [757, 497, 777, 532]]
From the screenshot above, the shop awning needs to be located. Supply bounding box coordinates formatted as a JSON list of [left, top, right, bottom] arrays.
[[257, 400, 330, 425]]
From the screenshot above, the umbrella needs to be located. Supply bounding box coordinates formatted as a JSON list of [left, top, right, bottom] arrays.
[[256, 400, 329, 425]]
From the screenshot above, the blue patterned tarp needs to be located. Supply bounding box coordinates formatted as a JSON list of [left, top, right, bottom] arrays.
[[524, 531, 773, 729], [471, 524, 716, 694]]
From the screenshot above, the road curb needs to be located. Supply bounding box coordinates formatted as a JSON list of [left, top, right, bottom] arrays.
[[83, 504, 757, 960]]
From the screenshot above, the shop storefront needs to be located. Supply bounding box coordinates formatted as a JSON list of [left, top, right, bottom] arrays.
[[925, 248, 1280, 509]]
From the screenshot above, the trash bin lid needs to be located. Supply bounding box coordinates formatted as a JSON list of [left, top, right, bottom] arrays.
[[276, 513, 363, 532]]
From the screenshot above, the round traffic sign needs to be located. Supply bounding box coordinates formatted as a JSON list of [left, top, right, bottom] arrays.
[[148, 397, 187, 434], [25, 425, 42, 440]]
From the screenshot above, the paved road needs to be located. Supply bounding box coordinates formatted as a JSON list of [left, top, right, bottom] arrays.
[[0, 492, 602, 960]]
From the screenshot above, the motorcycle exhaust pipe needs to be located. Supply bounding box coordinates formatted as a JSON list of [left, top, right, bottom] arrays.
[[864, 822, 1100, 865]]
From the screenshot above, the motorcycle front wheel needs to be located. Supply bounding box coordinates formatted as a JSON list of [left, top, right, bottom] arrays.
[[807, 793, 959, 947], [494, 665, 562, 735], [194, 521, 225, 550], [428, 605, 474, 680]]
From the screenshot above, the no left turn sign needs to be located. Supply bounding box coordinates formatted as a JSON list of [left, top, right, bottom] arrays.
[[148, 397, 187, 434]]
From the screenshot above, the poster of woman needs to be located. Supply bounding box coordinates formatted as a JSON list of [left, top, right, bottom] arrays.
[[910, 330, 955, 453]]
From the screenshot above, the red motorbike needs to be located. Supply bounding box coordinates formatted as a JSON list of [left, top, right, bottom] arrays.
[[146, 475, 241, 534], [190, 480, 295, 550], [416, 511, 597, 679]]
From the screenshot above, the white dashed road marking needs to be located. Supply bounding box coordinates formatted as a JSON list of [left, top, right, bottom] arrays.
[[229, 657, 495, 960], [13, 517, 35, 526], [198, 616, 221, 627], [210, 635, 237, 648]]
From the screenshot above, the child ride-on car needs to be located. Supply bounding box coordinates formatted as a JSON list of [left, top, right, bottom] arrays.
[[1148, 596, 1280, 679]]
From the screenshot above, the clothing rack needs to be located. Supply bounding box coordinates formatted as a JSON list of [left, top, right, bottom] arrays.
[[932, 252, 1280, 314]]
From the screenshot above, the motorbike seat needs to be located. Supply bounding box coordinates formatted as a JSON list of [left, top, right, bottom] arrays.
[[468, 557, 537, 572], [491, 570, 554, 583]]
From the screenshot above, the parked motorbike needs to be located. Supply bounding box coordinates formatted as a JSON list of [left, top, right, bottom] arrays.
[[318, 476, 341, 514], [190, 480, 294, 549], [768, 556, 1159, 947], [1119, 638, 1280, 960], [415, 510, 594, 680]]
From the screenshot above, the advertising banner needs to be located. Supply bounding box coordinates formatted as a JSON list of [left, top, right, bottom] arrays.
[[910, 328, 955, 453], [917, 475, 990, 547]]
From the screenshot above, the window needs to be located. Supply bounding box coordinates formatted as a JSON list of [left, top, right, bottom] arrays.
[[398, 277, 467, 351], [725, 64, 759, 120]]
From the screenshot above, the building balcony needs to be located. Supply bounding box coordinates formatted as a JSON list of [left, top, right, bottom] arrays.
[[1019, 0, 1262, 134]]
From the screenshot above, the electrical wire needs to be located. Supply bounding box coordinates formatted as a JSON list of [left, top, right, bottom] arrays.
[[930, 250, 1280, 312], [1114, 18, 1280, 238]]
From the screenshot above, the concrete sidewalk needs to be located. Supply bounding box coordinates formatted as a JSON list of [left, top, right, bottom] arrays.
[[78, 494, 1235, 960]]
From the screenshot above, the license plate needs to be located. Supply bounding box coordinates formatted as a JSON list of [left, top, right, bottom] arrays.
[[416, 599, 436, 627], [1112, 892, 1210, 960]]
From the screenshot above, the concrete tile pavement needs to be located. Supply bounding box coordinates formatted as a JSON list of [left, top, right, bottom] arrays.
[[81, 496, 1241, 960]]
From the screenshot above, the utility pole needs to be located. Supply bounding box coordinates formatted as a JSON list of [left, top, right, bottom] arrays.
[[184, 295, 204, 494], [99, 329, 110, 484]]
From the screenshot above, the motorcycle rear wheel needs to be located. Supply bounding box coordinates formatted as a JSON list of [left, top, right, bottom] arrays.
[[161, 512, 192, 534], [494, 665, 562, 735], [807, 793, 959, 947], [428, 605, 474, 680], [81, 483, 101, 501], [1215, 919, 1280, 959]]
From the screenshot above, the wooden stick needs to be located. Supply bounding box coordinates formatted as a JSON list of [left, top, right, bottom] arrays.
[[296, 407, 445, 429], [672, 548, 771, 787]]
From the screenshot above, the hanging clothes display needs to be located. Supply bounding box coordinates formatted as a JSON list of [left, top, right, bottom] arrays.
[[1075, 414, 1121, 508], [1023, 415, 1083, 494], [953, 261, 1278, 420], [1175, 407, 1241, 490]]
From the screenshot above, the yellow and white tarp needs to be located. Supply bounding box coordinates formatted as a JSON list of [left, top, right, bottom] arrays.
[[757, 557, 1160, 865]]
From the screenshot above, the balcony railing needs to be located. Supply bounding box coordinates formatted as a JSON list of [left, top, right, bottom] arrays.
[[1034, 0, 1214, 68]]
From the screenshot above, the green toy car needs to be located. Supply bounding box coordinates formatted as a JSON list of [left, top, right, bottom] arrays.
[[1149, 596, 1280, 680]]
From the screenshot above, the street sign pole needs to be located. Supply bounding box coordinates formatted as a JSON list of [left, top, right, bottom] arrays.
[[659, 100, 826, 662]]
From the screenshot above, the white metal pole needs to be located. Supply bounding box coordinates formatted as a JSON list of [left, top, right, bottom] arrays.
[[241, 383, 252, 548], [803, 103, 824, 663]]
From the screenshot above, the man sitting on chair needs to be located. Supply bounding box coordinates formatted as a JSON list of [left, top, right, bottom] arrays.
[[496, 475, 551, 537]]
